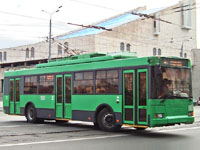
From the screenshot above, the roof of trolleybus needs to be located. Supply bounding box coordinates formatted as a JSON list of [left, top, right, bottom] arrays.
[[4, 53, 191, 77]]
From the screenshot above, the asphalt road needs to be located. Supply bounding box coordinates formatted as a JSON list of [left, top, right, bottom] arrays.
[[0, 107, 200, 150]]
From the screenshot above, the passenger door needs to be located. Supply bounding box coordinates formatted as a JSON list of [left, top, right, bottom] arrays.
[[56, 74, 72, 119], [64, 75, 72, 119], [9, 78, 20, 115], [137, 69, 148, 125], [123, 70, 135, 124], [56, 75, 63, 118]]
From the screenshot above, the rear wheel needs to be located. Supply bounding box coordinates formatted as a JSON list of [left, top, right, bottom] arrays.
[[25, 105, 38, 123], [97, 108, 121, 131]]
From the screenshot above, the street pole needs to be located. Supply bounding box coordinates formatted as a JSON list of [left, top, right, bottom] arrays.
[[180, 37, 192, 58], [49, 18, 52, 60], [42, 6, 62, 61]]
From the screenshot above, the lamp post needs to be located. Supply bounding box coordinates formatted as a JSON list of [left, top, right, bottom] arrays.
[[42, 6, 62, 60], [180, 37, 192, 58]]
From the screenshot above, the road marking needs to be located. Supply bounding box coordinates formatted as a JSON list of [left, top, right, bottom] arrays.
[[0, 124, 45, 128], [157, 126, 200, 133], [0, 126, 200, 147], [0, 134, 126, 147]]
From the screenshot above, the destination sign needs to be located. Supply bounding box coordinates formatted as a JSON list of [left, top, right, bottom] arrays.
[[161, 58, 188, 67]]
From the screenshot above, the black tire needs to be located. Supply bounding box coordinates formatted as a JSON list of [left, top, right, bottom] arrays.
[[135, 127, 146, 131], [97, 108, 121, 131], [25, 105, 38, 123], [93, 122, 100, 129]]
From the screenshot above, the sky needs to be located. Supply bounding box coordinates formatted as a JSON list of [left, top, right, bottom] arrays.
[[0, 0, 199, 49]]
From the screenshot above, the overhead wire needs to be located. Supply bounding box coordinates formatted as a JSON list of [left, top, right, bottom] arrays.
[[0, 0, 198, 55]]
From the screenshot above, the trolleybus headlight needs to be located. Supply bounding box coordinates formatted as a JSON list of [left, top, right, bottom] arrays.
[[155, 113, 164, 118]]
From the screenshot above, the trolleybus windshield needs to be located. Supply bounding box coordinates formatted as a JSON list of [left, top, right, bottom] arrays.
[[152, 67, 192, 99]]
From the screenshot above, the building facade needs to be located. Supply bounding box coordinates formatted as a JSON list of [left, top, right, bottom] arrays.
[[0, 0, 198, 98]]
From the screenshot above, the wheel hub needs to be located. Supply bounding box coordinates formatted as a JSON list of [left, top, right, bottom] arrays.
[[104, 114, 114, 127]]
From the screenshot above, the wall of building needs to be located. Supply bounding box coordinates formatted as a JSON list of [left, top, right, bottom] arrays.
[[192, 49, 200, 101], [94, 0, 196, 60], [0, 0, 197, 97]]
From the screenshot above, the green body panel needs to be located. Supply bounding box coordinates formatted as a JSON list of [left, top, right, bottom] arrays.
[[56, 103, 63, 118], [148, 99, 194, 127], [15, 102, 20, 114], [20, 95, 55, 109], [3, 95, 9, 107], [64, 104, 71, 119], [10, 102, 14, 114], [72, 95, 122, 112]]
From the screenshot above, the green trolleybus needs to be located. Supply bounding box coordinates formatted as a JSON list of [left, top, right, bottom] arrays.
[[3, 53, 194, 131]]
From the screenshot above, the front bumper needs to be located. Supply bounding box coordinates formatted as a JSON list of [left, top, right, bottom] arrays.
[[150, 115, 194, 127]]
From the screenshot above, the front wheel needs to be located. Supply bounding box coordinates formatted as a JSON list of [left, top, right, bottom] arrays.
[[25, 105, 38, 123], [97, 108, 121, 131]]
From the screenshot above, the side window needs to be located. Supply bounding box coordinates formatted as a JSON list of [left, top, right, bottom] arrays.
[[9, 80, 14, 101], [56, 77, 62, 103], [65, 77, 71, 103], [96, 70, 119, 94], [24, 76, 37, 94], [39, 75, 54, 94], [74, 72, 94, 94], [139, 72, 147, 106], [16, 80, 20, 102]]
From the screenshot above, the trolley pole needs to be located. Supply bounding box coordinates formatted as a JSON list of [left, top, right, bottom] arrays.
[[42, 6, 62, 60]]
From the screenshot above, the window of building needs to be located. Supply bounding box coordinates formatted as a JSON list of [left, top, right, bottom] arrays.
[[180, 52, 183, 57], [3, 52, 7, 61], [24, 76, 37, 94], [74, 72, 94, 94], [126, 43, 131, 51], [39, 75, 54, 94], [58, 45, 62, 55], [184, 53, 187, 58], [31, 47, 34, 58], [26, 48, 29, 58], [154, 13, 160, 35], [64, 42, 69, 54], [181, 0, 192, 29], [158, 48, 161, 55], [120, 42, 124, 52], [153, 48, 157, 56], [96, 70, 119, 94], [0, 52, 2, 62]]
